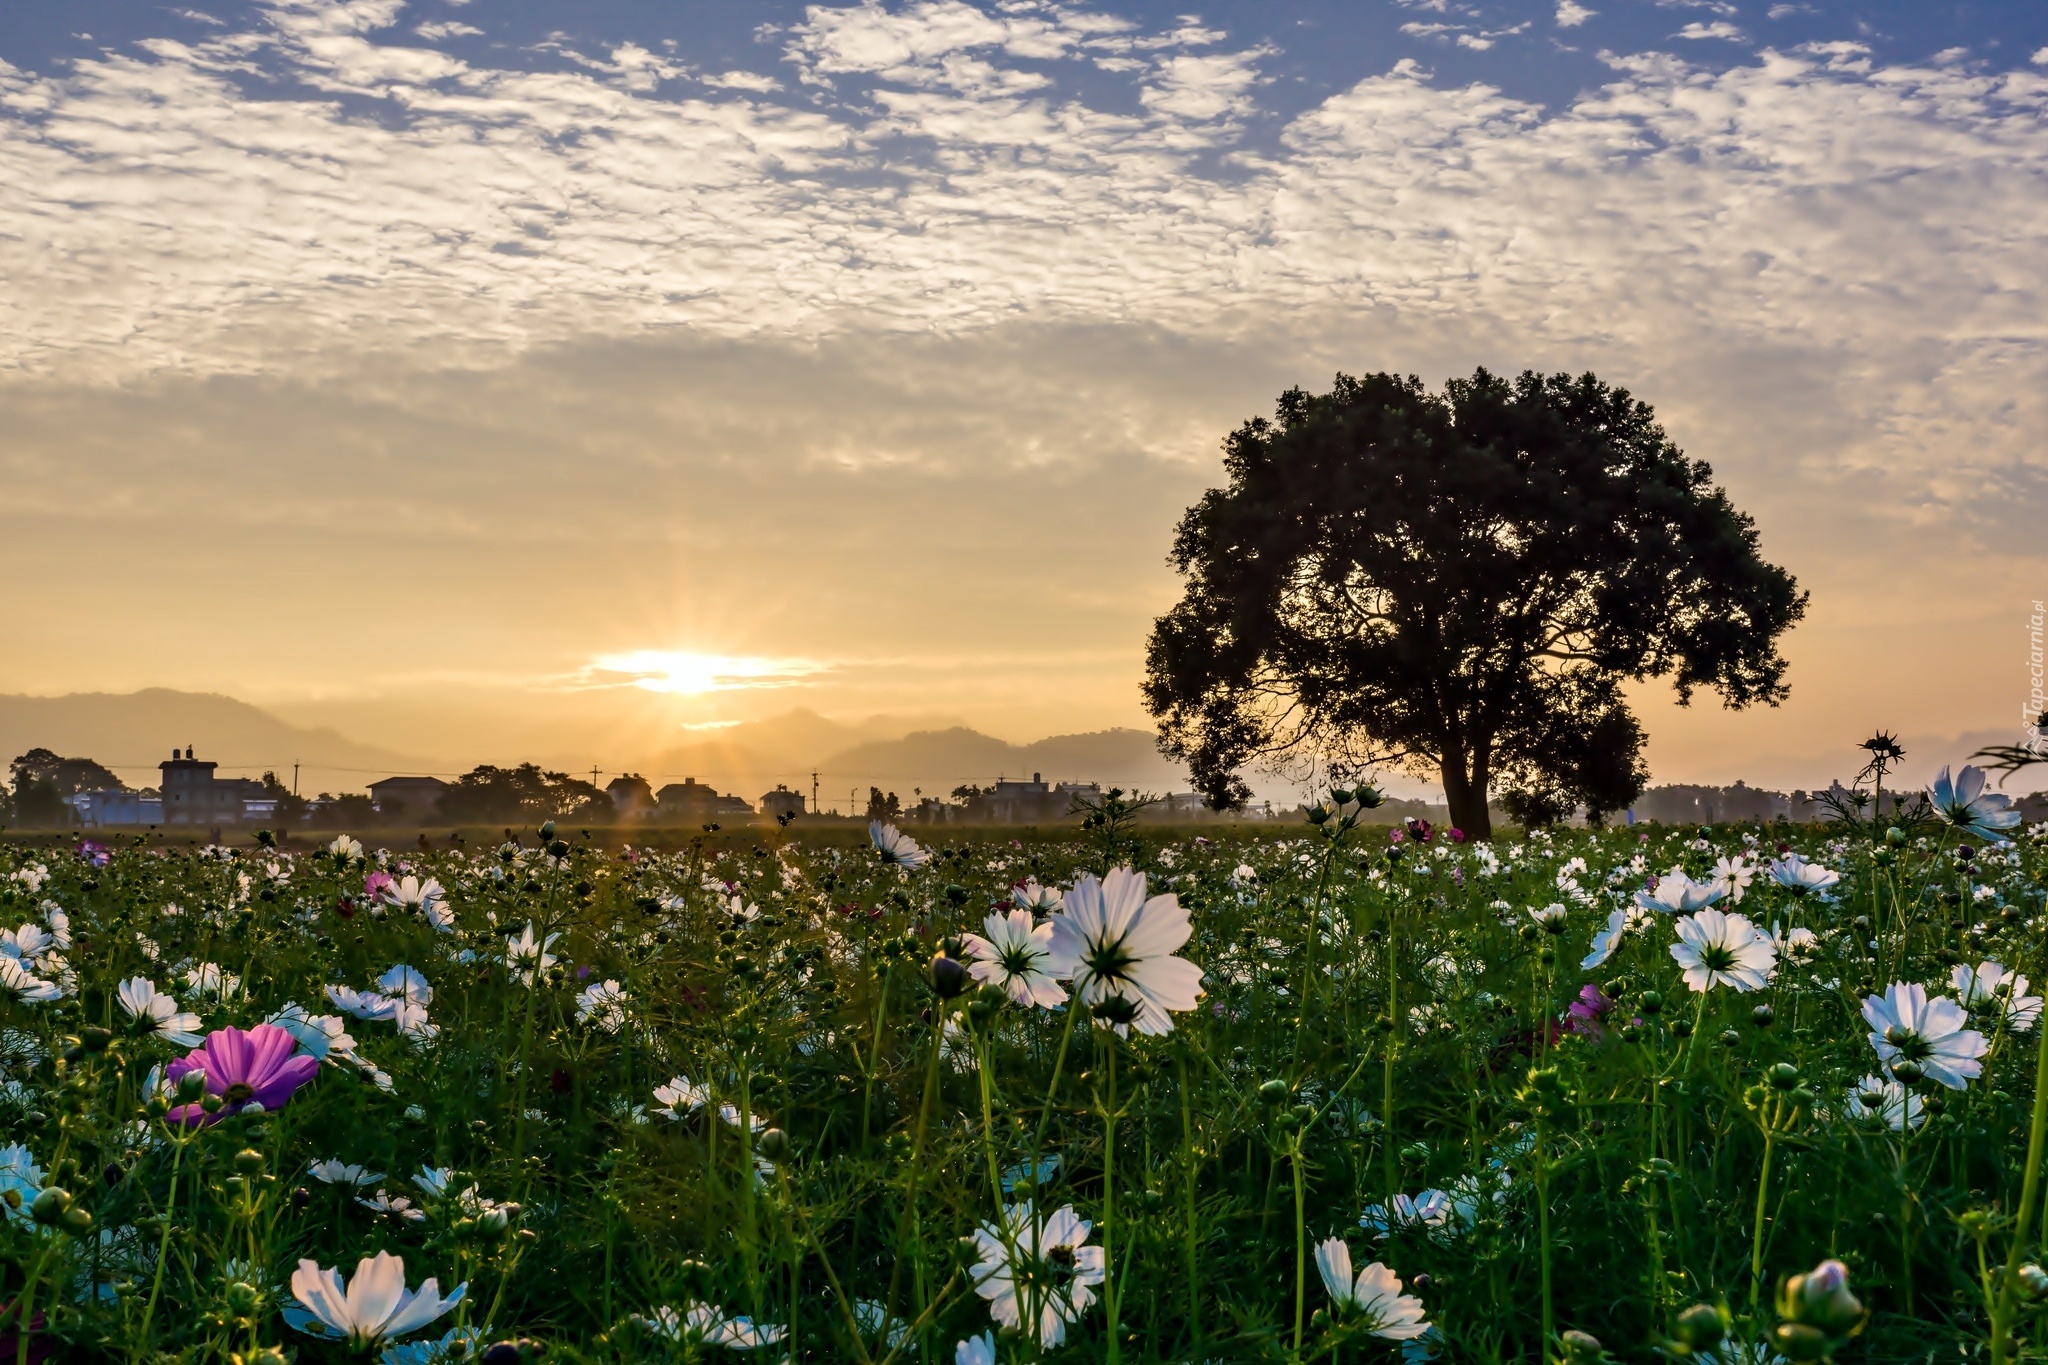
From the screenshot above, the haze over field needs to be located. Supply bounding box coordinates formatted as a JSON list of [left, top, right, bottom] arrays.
[[3, 0, 2046, 799]]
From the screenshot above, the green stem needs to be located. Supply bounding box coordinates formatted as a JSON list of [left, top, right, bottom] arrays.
[[1103, 1036, 1121, 1365], [1291, 1136, 1308, 1355], [1748, 1126, 1777, 1313], [135, 1129, 190, 1359], [1991, 1011, 2048, 1365]]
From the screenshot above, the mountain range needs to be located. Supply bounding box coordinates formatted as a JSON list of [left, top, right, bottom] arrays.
[[0, 690, 1194, 810]]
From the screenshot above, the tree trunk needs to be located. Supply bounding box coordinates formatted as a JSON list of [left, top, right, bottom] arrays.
[[1441, 759, 1492, 841]]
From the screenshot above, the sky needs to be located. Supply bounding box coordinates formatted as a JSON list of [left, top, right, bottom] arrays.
[[2, 0, 2046, 794]]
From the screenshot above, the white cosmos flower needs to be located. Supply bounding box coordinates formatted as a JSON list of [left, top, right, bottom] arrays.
[[504, 924, 560, 984], [1768, 853, 1840, 895], [411, 1167, 457, 1201], [1528, 903, 1567, 931], [575, 979, 629, 1033], [653, 1076, 711, 1120], [381, 876, 448, 926], [1930, 764, 2022, 842], [1048, 868, 1204, 1036], [327, 985, 401, 1023], [1844, 1074, 1924, 1132], [1359, 1190, 1455, 1238], [0, 1145, 44, 1227], [1636, 868, 1726, 914], [326, 835, 364, 861], [962, 909, 1071, 1009], [183, 963, 240, 999], [870, 822, 930, 870], [1313, 1238, 1431, 1340], [1863, 982, 1988, 1089], [267, 1003, 359, 1066], [1581, 906, 1651, 971], [286, 1252, 463, 1345], [307, 1159, 383, 1187], [0, 956, 61, 1004], [955, 1331, 997, 1365], [1710, 856, 1754, 904], [115, 977, 204, 1047], [1953, 960, 2043, 1031], [377, 965, 432, 1007], [1669, 909, 1777, 993], [968, 1202, 1107, 1348], [1012, 880, 1062, 914], [1769, 923, 1820, 965], [1, 924, 54, 964], [354, 1189, 426, 1222], [643, 1302, 786, 1350]]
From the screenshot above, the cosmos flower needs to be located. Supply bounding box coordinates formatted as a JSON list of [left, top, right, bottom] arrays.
[[115, 978, 204, 1047], [1669, 909, 1777, 993], [411, 1168, 458, 1201], [1581, 906, 1649, 971], [1528, 903, 1567, 932], [1012, 880, 1063, 914], [1359, 1190, 1454, 1238], [1636, 868, 1726, 914], [266, 1004, 359, 1066], [380, 876, 448, 927], [327, 835, 364, 861], [1844, 1075, 1924, 1132], [653, 1076, 711, 1120], [504, 924, 560, 985], [182, 963, 241, 999], [575, 979, 629, 1033], [0, 956, 62, 1004], [377, 965, 432, 1007], [1048, 868, 1203, 1036], [1863, 982, 1988, 1090], [164, 1025, 320, 1126], [1769, 922, 1820, 965], [355, 1190, 426, 1223], [1953, 960, 2043, 1031], [286, 1252, 464, 1346], [642, 1302, 786, 1350], [870, 822, 930, 870], [968, 1202, 1106, 1348], [955, 1332, 997, 1365], [0, 1144, 43, 1227], [327, 986, 401, 1023], [307, 1160, 383, 1187], [961, 909, 1071, 1009], [1313, 1239, 1431, 1340], [1710, 856, 1754, 904], [1930, 764, 2021, 842], [1768, 853, 1840, 895]]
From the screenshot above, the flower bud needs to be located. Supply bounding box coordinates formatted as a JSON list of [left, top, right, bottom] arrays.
[[1561, 1330, 1604, 1364], [2018, 1264, 2048, 1300], [927, 953, 970, 999], [233, 1148, 265, 1175], [1674, 1302, 1724, 1351], [176, 1069, 208, 1102], [30, 1186, 72, 1225], [1258, 1079, 1290, 1106], [1889, 1059, 1924, 1085], [757, 1127, 791, 1162], [1767, 1063, 1800, 1091], [1780, 1258, 1864, 1336], [1638, 990, 1662, 1015], [60, 1205, 94, 1235], [1769, 1322, 1831, 1362]]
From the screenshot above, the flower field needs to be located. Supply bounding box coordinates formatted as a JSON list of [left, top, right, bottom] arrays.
[[0, 767, 2045, 1363]]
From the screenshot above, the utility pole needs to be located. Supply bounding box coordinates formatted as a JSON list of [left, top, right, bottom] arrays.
[[590, 766, 600, 790], [812, 770, 819, 815], [292, 762, 299, 797]]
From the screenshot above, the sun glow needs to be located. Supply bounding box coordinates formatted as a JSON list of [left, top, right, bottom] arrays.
[[589, 650, 825, 696]]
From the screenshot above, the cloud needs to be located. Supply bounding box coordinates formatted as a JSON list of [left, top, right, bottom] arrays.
[[1675, 21, 1747, 41], [413, 20, 480, 40], [1556, 2, 1595, 28]]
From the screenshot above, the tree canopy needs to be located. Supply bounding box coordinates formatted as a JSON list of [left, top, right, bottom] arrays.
[[434, 764, 609, 826], [1143, 368, 1806, 837]]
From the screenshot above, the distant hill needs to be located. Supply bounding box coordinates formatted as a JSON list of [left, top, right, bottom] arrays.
[[0, 690, 431, 793], [641, 715, 1191, 810]]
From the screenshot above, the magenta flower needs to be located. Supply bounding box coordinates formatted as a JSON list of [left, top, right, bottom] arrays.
[[1405, 819, 1433, 843], [1564, 984, 1614, 1037], [165, 1025, 319, 1126], [1446, 828, 1466, 844], [363, 871, 396, 901]]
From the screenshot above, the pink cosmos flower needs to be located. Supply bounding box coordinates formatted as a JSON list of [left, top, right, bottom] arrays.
[[164, 1024, 319, 1126], [363, 871, 396, 902]]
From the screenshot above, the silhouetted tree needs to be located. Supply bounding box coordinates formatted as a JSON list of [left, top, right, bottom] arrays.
[[1144, 369, 1805, 837], [10, 748, 125, 797], [434, 764, 609, 826], [865, 787, 901, 822]]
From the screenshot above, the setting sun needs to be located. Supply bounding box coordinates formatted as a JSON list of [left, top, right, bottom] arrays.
[[588, 650, 826, 696]]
